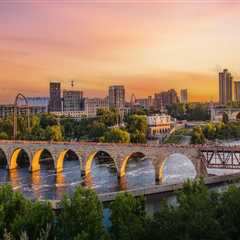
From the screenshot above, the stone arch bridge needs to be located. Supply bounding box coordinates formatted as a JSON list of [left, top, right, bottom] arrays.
[[0, 140, 209, 183]]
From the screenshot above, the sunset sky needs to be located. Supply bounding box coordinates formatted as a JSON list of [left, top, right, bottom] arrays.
[[1, 0, 240, 103]]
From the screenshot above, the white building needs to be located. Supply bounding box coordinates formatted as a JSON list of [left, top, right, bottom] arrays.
[[147, 114, 172, 139], [51, 111, 87, 120]]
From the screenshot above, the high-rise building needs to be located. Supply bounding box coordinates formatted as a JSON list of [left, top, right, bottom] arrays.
[[108, 85, 125, 109], [85, 97, 109, 117], [63, 90, 83, 112], [219, 69, 233, 105], [234, 81, 240, 102], [154, 89, 179, 110], [180, 89, 188, 103], [48, 82, 61, 112]]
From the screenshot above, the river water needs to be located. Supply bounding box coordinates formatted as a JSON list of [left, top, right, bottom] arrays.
[[0, 143, 239, 200]]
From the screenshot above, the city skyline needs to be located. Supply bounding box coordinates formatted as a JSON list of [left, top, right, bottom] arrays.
[[2, 1, 240, 103]]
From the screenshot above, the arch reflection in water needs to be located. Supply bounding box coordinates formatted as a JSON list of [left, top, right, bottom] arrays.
[[124, 154, 155, 190], [0, 149, 7, 168], [55, 150, 83, 199], [161, 153, 197, 184], [90, 151, 119, 193]]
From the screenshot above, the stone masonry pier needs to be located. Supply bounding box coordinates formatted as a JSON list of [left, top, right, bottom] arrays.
[[0, 140, 208, 183]]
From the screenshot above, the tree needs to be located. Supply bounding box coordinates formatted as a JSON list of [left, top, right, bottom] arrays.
[[0, 132, 8, 140], [110, 193, 146, 240], [58, 186, 105, 240], [40, 113, 58, 129], [11, 201, 54, 239], [222, 112, 229, 124], [46, 125, 63, 141], [191, 127, 205, 144], [88, 121, 107, 141], [125, 115, 147, 143], [218, 185, 240, 239], [130, 130, 147, 144], [61, 118, 76, 140], [176, 180, 224, 240], [101, 128, 130, 143], [97, 108, 119, 126], [0, 185, 29, 237]]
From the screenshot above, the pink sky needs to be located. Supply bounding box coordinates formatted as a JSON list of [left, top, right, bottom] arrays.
[[1, 0, 240, 103]]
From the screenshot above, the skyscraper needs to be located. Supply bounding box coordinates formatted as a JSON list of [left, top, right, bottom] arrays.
[[180, 89, 188, 103], [234, 81, 240, 102], [48, 81, 62, 112], [219, 69, 233, 105], [108, 85, 125, 109], [63, 90, 83, 111], [154, 89, 179, 110]]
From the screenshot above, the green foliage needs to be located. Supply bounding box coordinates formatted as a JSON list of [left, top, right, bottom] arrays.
[[166, 103, 210, 121], [39, 114, 58, 129], [101, 128, 130, 143], [191, 121, 240, 143], [11, 202, 54, 239], [222, 112, 229, 124], [2, 180, 240, 239], [0, 131, 9, 140], [97, 108, 119, 126], [45, 125, 63, 141], [58, 186, 105, 240], [88, 121, 107, 141], [110, 193, 146, 240], [0, 185, 29, 237], [125, 115, 147, 143], [191, 127, 205, 144]]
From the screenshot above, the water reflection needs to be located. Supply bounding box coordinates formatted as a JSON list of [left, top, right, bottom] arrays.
[[0, 152, 201, 200], [162, 153, 197, 184]]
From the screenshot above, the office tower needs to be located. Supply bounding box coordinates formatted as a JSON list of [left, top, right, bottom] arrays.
[[219, 69, 233, 105], [154, 89, 179, 110], [108, 85, 125, 109], [48, 82, 61, 112], [85, 97, 109, 117], [63, 90, 83, 111], [234, 81, 240, 102], [180, 89, 188, 103]]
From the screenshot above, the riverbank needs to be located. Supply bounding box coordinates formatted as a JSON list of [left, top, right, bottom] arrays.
[[48, 171, 240, 209]]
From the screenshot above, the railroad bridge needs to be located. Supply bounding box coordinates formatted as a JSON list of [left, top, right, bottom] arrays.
[[0, 140, 210, 183]]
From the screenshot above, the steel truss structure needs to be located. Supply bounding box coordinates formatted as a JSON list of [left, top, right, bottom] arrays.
[[200, 146, 240, 169]]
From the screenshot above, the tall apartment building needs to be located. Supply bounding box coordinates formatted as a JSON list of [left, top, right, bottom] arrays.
[[234, 81, 240, 102], [108, 85, 125, 109], [219, 69, 233, 105], [180, 89, 188, 103], [135, 96, 153, 110], [48, 82, 62, 112], [63, 90, 83, 112], [85, 97, 109, 118], [154, 89, 179, 110]]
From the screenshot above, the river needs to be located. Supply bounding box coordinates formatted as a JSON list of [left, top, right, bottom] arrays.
[[0, 142, 239, 200]]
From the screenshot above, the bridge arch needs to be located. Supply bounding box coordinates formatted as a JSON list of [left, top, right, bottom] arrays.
[[119, 152, 146, 178], [31, 149, 54, 172], [8, 148, 30, 170], [0, 148, 7, 167], [159, 153, 198, 184], [55, 149, 80, 173], [84, 150, 117, 176]]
